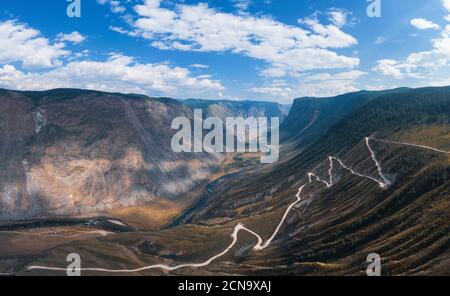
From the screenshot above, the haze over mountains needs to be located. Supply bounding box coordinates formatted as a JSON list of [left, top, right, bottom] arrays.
[[0, 86, 448, 275]]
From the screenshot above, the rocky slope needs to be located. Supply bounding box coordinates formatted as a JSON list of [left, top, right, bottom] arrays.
[[0, 89, 224, 219], [280, 88, 410, 142], [1, 87, 449, 276], [171, 87, 450, 275]]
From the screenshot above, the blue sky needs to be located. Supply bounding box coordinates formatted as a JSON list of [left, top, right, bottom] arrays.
[[0, 0, 450, 103]]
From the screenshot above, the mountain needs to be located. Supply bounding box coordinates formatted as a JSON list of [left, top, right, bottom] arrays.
[[280, 88, 410, 142], [164, 86, 449, 275], [1, 86, 449, 276], [182, 99, 290, 122], [0, 88, 224, 220]]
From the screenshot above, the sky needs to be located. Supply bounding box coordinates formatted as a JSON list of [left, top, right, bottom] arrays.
[[0, 0, 450, 103]]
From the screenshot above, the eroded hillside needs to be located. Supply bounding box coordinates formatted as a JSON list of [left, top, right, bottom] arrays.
[[0, 89, 224, 220], [1, 87, 449, 276]]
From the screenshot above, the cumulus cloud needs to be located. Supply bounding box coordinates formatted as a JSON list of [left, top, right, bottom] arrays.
[[131, 0, 359, 77], [294, 79, 360, 98], [373, 1, 450, 81], [294, 70, 365, 98], [372, 59, 405, 79], [410, 18, 440, 30], [443, 0, 450, 21], [444, 0, 450, 12], [232, 0, 251, 12], [57, 31, 86, 44], [249, 70, 366, 101], [0, 20, 69, 68], [374, 25, 450, 79], [0, 53, 224, 97], [0, 17, 223, 98], [327, 8, 351, 28], [97, 0, 126, 13]]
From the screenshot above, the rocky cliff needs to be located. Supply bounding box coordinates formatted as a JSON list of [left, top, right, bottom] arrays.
[[0, 89, 223, 219]]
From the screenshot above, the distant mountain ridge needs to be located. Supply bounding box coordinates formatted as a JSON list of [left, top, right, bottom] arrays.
[[280, 88, 412, 142], [182, 98, 290, 122]]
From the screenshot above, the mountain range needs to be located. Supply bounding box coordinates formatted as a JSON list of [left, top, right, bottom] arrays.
[[0, 86, 448, 275]]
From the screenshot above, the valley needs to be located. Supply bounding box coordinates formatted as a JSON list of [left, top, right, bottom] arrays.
[[0, 86, 449, 276], [22, 136, 450, 274]]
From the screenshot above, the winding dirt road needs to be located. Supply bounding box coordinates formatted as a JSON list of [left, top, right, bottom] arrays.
[[26, 137, 449, 274]]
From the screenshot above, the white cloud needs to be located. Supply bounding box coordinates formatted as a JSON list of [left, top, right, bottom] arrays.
[[410, 18, 440, 30], [443, 0, 450, 21], [0, 54, 224, 97], [250, 87, 292, 98], [57, 31, 86, 44], [270, 79, 288, 86], [259, 67, 287, 78], [294, 79, 360, 98], [97, 0, 126, 13], [375, 36, 386, 44], [294, 70, 365, 98], [109, 25, 138, 37], [327, 8, 351, 28], [131, 1, 359, 77], [304, 70, 367, 81], [232, 0, 251, 12], [0, 20, 69, 68], [374, 24, 450, 79], [189, 64, 209, 69], [443, 0, 450, 12], [373, 1, 450, 81], [109, 25, 129, 34], [0, 18, 224, 98], [249, 70, 365, 101], [428, 77, 450, 86], [372, 59, 404, 79]]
